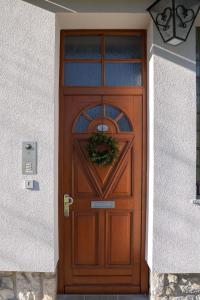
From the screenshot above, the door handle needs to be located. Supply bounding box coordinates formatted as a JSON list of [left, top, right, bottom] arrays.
[[64, 194, 74, 217]]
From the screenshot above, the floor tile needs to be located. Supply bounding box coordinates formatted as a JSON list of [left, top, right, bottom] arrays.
[[118, 295, 149, 300], [57, 295, 84, 300], [85, 296, 117, 300], [57, 294, 149, 300]]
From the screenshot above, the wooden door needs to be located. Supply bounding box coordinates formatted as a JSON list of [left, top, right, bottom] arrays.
[[59, 31, 148, 294]]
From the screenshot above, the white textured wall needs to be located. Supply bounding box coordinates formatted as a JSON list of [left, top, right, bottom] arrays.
[[0, 0, 59, 272], [146, 19, 199, 272], [1, 0, 199, 274], [54, 14, 60, 271], [146, 21, 154, 271]]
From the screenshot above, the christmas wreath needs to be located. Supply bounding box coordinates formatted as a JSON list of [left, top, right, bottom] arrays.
[[86, 133, 119, 166]]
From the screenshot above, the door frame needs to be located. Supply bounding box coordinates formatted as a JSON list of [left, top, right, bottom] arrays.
[[58, 30, 148, 294]]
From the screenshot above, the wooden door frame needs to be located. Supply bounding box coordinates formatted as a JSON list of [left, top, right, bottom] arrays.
[[58, 30, 149, 294]]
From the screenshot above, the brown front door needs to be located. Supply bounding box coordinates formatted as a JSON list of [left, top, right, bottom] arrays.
[[59, 31, 148, 294]]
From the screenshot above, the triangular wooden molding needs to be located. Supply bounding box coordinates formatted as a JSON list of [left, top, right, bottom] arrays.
[[74, 137, 134, 199]]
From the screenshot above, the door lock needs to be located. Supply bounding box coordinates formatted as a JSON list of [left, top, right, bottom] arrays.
[[64, 194, 74, 217]]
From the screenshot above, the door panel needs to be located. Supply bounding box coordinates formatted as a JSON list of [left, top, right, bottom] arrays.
[[73, 155, 96, 197], [106, 211, 133, 266], [112, 155, 132, 197], [72, 211, 100, 266], [61, 94, 144, 293]]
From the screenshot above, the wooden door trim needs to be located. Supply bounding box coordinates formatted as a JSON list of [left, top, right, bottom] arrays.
[[58, 29, 65, 293], [140, 32, 149, 293], [62, 87, 144, 96], [58, 30, 148, 294]]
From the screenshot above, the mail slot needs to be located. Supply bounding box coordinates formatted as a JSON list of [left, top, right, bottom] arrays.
[[91, 201, 115, 209]]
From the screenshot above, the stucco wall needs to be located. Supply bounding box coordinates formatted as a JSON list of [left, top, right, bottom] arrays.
[[0, 0, 150, 274], [0, 0, 58, 272], [146, 19, 199, 272], [54, 14, 60, 271], [146, 20, 154, 271], [1, 0, 200, 275]]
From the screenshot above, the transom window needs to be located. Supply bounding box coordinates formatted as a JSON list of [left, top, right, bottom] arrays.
[[63, 33, 145, 87], [74, 104, 133, 133]]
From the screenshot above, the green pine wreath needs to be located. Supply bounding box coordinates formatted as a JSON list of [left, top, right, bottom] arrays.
[[86, 133, 119, 166]]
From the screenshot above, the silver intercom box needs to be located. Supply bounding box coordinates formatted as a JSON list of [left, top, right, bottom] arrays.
[[22, 142, 37, 175]]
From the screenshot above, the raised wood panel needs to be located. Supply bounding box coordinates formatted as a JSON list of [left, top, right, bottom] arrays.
[[65, 285, 140, 294], [72, 211, 100, 266], [106, 211, 133, 266], [112, 151, 132, 198], [69, 274, 136, 285], [92, 162, 113, 186], [73, 157, 95, 197], [72, 267, 132, 276]]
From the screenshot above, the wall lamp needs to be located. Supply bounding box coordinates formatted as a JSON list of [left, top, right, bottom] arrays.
[[147, 0, 200, 45]]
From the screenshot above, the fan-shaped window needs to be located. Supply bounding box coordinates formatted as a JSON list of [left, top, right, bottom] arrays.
[[86, 105, 103, 119], [74, 104, 133, 133]]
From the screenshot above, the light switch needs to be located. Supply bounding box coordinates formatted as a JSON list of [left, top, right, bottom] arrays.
[[25, 180, 34, 190]]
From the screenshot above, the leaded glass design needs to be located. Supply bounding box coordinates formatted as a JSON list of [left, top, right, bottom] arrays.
[[74, 104, 133, 133]]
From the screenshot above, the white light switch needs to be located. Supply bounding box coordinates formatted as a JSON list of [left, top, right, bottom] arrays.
[[25, 180, 34, 190]]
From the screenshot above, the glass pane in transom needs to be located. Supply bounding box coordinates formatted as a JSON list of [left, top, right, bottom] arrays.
[[64, 62, 101, 86], [105, 35, 143, 59], [64, 36, 101, 59], [105, 62, 142, 86]]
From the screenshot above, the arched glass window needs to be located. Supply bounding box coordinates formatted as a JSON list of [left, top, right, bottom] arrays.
[[74, 104, 133, 133]]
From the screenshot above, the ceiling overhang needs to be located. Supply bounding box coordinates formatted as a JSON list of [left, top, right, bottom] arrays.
[[22, 0, 153, 13], [22, 0, 76, 12]]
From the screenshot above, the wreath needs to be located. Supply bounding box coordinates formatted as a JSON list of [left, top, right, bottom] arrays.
[[86, 133, 119, 166]]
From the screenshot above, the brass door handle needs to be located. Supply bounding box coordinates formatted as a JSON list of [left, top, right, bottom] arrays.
[[64, 194, 74, 217]]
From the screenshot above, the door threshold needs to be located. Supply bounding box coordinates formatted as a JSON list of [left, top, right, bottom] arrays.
[[57, 294, 149, 300]]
